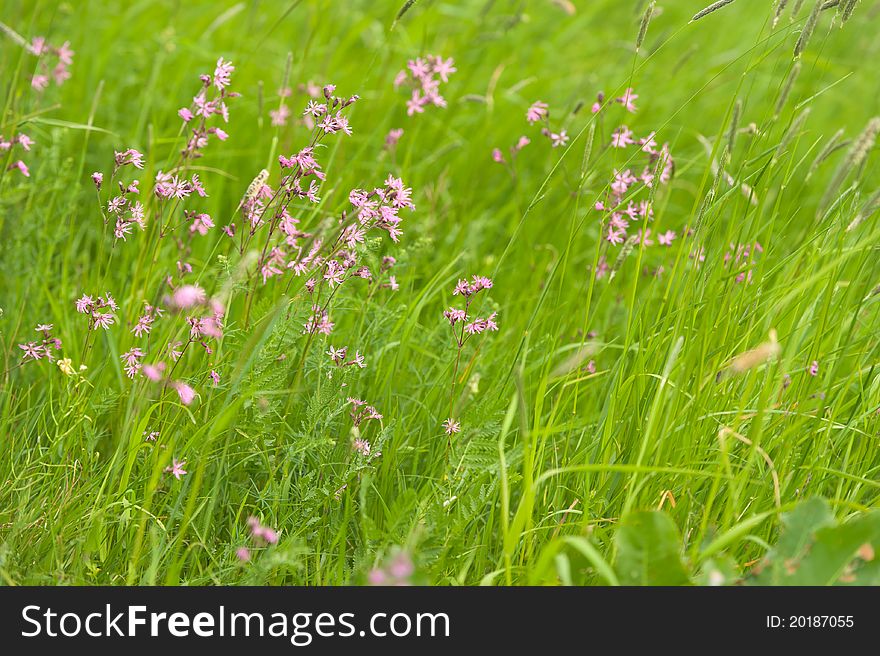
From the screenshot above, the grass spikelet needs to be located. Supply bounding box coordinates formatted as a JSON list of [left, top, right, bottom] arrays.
[[791, 0, 807, 16], [0, 19, 39, 53], [840, 0, 859, 24], [608, 235, 638, 280], [818, 117, 880, 215], [774, 107, 810, 162], [846, 187, 880, 232], [773, 0, 790, 27], [806, 128, 846, 179], [243, 168, 269, 205], [392, 0, 417, 29], [691, 0, 737, 23], [794, 0, 823, 58], [636, 1, 656, 51], [719, 329, 781, 379], [847, 117, 880, 169], [775, 62, 800, 117], [695, 146, 729, 232], [580, 122, 596, 184], [728, 99, 741, 151]]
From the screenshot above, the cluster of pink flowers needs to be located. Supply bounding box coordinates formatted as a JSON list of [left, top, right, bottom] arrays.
[[247, 516, 279, 545], [526, 100, 549, 124], [444, 275, 499, 336], [592, 87, 639, 115], [17, 324, 62, 363], [303, 84, 358, 135], [112, 148, 145, 172], [442, 276, 499, 436], [30, 36, 74, 91], [176, 57, 237, 159], [132, 303, 163, 337], [252, 167, 410, 302], [130, 302, 218, 403], [367, 551, 414, 586], [19, 58, 420, 502], [346, 174, 414, 244], [524, 100, 569, 148], [326, 345, 366, 368], [75, 292, 118, 330], [167, 284, 207, 310], [107, 179, 146, 240], [120, 347, 145, 379], [236, 516, 280, 562], [89, 148, 147, 240], [1, 132, 34, 177], [348, 398, 382, 428], [352, 435, 380, 458], [154, 171, 208, 201], [233, 89, 360, 285], [587, 88, 676, 257], [394, 55, 456, 116], [130, 286, 225, 401], [271, 80, 345, 130], [303, 304, 334, 335]]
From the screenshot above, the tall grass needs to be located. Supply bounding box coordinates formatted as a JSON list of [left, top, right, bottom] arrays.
[[0, 0, 878, 585]]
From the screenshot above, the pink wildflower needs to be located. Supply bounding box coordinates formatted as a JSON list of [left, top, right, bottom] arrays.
[[442, 418, 461, 435], [16, 134, 34, 151], [173, 381, 196, 406], [549, 130, 569, 148], [270, 104, 291, 126], [658, 230, 676, 246], [247, 516, 279, 545], [611, 126, 635, 148], [616, 88, 638, 113], [170, 285, 206, 309], [92, 313, 115, 329], [213, 57, 234, 90], [10, 160, 29, 177], [385, 128, 404, 149], [142, 363, 166, 382], [526, 101, 549, 124], [165, 458, 188, 480]]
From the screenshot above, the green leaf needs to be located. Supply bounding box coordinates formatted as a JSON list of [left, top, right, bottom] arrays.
[[773, 497, 835, 562], [749, 498, 880, 585], [615, 511, 690, 585]]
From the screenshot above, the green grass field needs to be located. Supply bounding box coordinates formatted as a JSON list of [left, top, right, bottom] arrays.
[[1, 0, 879, 586]]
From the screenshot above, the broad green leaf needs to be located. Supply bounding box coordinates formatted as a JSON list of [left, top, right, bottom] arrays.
[[615, 511, 690, 585], [749, 498, 880, 585]]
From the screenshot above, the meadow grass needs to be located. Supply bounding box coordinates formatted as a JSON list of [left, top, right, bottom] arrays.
[[0, 0, 878, 585]]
